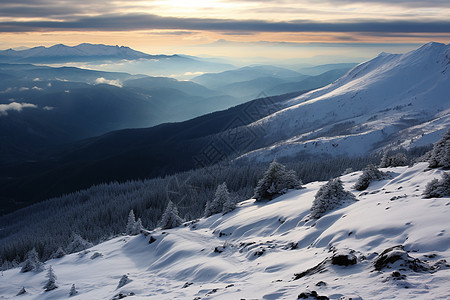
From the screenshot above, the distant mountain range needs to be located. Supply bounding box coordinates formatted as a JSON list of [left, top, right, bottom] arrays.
[[2, 42, 447, 215], [0, 63, 240, 165], [191, 65, 353, 100], [0, 43, 174, 63]]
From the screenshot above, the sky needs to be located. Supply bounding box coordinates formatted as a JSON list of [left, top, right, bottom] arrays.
[[0, 0, 449, 62]]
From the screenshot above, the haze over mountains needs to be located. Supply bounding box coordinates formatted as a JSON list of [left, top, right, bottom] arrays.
[[0, 44, 353, 165], [0, 42, 448, 216], [0, 63, 239, 164]]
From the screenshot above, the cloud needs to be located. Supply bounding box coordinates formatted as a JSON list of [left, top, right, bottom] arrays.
[[228, 0, 450, 8], [94, 77, 122, 87], [0, 102, 37, 116], [201, 39, 423, 48], [0, 13, 449, 34]]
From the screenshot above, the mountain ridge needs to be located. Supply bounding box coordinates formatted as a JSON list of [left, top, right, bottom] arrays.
[[236, 42, 450, 162], [0, 43, 179, 63]]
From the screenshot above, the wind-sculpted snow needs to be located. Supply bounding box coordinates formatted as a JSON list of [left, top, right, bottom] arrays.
[[1, 163, 449, 299], [237, 42, 450, 162]]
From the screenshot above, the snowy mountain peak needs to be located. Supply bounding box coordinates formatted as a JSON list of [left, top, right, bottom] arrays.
[[0, 43, 157, 62], [236, 43, 450, 162]]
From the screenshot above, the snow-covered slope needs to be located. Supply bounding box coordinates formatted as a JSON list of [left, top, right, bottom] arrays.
[[1, 163, 449, 299], [237, 42, 450, 162]]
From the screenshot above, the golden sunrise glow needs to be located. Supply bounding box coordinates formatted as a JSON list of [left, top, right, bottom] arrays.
[[0, 0, 449, 60]]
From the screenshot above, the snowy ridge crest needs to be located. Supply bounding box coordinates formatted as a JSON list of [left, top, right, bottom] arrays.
[[237, 43, 450, 162]]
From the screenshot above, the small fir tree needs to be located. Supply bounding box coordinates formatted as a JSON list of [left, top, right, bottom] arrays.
[[205, 182, 231, 217], [43, 266, 58, 292], [159, 201, 183, 229], [253, 160, 302, 201], [222, 195, 237, 215], [52, 247, 66, 259], [20, 248, 42, 273], [353, 164, 390, 191], [134, 218, 143, 234], [311, 178, 356, 219], [428, 129, 450, 168], [380, 153, 408, 167], [69, 284, 78, 296], [66, 233, 93, 253], [423, 172, 450, 198], [126, 210, 136, 235]]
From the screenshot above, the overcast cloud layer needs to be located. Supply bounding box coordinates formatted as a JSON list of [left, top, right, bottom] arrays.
[[0, 14, 449, 34], [0, 0, 449, 35]]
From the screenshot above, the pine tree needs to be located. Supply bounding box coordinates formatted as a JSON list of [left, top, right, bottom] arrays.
[[428, 129, 450, 168], [126, 210, 136, 235], [69, 284, 78, 296], [20, 248, 42, 273], [222, 195, 237, 215], [66, 234, 93, 253], [353, 164, 389, 191], [311, 178, 356, 219], [205, 182, 231, 217], [159, 201, 183, 229], [380, 153, 408, 167], [253, 160, 302, 201], [423, 172, 450, 198], [52, 247, 66, 259], [133, 218, 143, 234], [43, 266, 58, 292]]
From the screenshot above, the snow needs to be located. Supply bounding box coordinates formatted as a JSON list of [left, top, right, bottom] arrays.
[[1, 163, 449, 299], [237, 42, 450, 162]]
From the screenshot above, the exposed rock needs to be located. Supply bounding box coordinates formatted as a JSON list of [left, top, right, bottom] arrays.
[[298, 290, 329, 299], [373, 245, 429, 272], [331, 252, 357, 266]]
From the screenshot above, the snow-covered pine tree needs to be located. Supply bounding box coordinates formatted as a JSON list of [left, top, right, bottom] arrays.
[[126, 210, 137, 235], [51, 247, 66, 259], [222, 195, 237, 215], [205, 182, 231, 217], [159, 201, 183, 229], [423, 172, 450, 198], [253, 160, 302, 201], [133, 218, 143, 234], [353, 164, 389, 191], [379, 153, 408, 167], [20, 248, 42, 273], [66, 233, 93, 253], [311, 178, 356, 218], [43, 266, 58, 292], [428, 129, 450, 168], [69, 284, 78, 296]]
